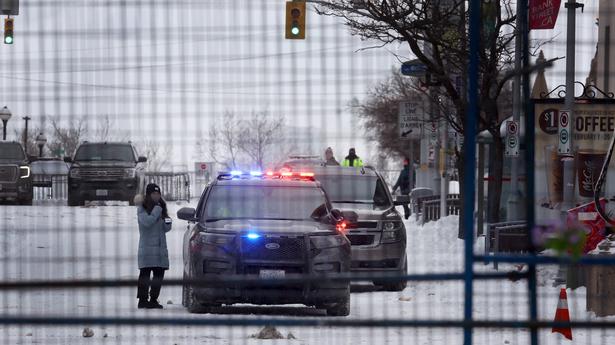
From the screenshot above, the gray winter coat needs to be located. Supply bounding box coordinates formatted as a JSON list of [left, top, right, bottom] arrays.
[[137, 205, 172, 269]]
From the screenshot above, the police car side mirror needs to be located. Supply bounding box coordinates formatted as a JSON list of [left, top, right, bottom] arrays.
[[177, 207, 198, 222], [341, 210, 359, 224], [394, 195, 410, 206], [64, 156, 73, 163], [138, 156, 147, 163]]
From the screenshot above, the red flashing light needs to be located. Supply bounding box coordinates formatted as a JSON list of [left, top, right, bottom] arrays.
[[336, 221, 348, 234], [266, 171, 275, 176], [281, 172, 294, 177], [299, 172, 314, 177]]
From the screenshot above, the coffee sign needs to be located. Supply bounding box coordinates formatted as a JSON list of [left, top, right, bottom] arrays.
[[534, 101, 615, 210]]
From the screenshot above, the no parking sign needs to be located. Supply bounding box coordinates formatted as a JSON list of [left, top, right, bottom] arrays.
[[505, 120, 519, 157], [558, 110, 571, 155]]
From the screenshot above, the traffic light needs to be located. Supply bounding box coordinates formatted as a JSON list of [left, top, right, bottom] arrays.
[[285, 1, 306, 39], [4, 18, 14, 44]]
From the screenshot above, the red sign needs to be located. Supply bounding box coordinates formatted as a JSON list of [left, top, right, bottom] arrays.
[[529, 0, 561, 30], [200, 163, 207, 170]]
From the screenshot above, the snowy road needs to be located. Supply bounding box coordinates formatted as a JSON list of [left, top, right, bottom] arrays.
[[0, 203, 613, 344]]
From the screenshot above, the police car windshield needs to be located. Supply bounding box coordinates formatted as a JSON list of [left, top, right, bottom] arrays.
[[316, 175, 391, 206], [203, 185, 328, 221], [0, 143, 26, 161], [74, 145, 136, 162]]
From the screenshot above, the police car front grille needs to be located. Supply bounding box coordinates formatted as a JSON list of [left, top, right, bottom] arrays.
[[0, 165, 18, 182], [241, 236, 306, 261]]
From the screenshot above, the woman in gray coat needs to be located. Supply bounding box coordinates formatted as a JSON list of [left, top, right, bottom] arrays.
[[136, 183, 172, 309]]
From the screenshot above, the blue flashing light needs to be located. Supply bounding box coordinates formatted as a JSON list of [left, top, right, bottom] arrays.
[[230, 170, 242, 176], [250, 171, 263, 177], [246, 232, 261, 240]]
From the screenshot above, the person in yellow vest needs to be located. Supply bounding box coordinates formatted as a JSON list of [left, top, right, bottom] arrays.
[[341, 148, 364, 167]]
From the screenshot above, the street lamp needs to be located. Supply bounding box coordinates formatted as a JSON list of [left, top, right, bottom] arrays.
[[0, 106, 11, 141], [36, 132, 47, 157]]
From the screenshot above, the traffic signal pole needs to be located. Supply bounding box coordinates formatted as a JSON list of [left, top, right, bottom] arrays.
[[561, 0, 584, 211]]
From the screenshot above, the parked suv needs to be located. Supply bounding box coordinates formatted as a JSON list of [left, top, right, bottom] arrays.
[[177, 171, 352, 316], [65, 142, 147, 206], [311, 166, 408, 291], [0, 141, 33, 205]]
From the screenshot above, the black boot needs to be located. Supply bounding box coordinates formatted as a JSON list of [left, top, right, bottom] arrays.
[[148, 299, 164, 309], [138, 298, 149, 309]]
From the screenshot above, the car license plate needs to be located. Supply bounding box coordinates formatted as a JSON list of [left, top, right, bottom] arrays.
[[96, 189, 108, 196], [259, 269, 285, 279]]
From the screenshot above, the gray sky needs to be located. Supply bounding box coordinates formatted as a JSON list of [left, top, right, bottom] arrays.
[[0, 0, 403, 168], [0, 1, 601, 169]]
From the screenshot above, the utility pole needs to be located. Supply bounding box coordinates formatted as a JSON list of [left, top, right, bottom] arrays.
[[507, 0, 524, 221], [22, 115, 30, 154], [439, 97, 448, 218], [561, 0, 584, 211]]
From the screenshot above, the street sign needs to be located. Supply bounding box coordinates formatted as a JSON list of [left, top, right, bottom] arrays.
[[505, 120, 520, 157], [194, 161, 214, 181], [558, 110, 571, 155], [529, 0, 561, 30], [401, 59, 427, 77], [398, 101, 422, 139]]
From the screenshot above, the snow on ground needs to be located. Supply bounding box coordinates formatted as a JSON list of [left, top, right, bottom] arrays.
[[0, 203, 613, 344]]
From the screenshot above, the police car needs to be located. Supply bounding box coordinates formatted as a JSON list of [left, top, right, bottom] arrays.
[[177, 170, 353, 316]]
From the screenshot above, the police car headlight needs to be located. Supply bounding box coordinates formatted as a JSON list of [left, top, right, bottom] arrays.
[[199, 233, 233, 245], [311, 235, 347, 249]]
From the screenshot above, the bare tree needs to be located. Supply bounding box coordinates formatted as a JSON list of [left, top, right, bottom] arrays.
[[137, 140, 171, 172], [48, 117, 88, 158], [12, 127, 44, 157], [208, 111, 243, 170], [353, 69, 431, 159], [207, 111, 287, 171], [238, 112, 285, 170], [90, 115, 112, 142], [315, 0, 527, 227]]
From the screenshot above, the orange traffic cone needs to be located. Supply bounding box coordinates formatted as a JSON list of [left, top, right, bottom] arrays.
[[552, 288, 573, 340]]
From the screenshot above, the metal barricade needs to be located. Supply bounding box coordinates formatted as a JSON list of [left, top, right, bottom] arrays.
[[142, 172, 191, 202], [485, 221, 530, 270], [417, 194, 460, 224], [32, 174, 68, 201]]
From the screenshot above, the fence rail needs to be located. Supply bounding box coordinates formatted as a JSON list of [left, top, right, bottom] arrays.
[[416, 194, 461, 224], [32, 174, 68, 200], [142, 172, 191, 202]]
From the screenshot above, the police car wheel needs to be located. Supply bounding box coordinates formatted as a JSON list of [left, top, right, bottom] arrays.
[[181, 272, 188, 307], [185, 284, 218, 314]]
